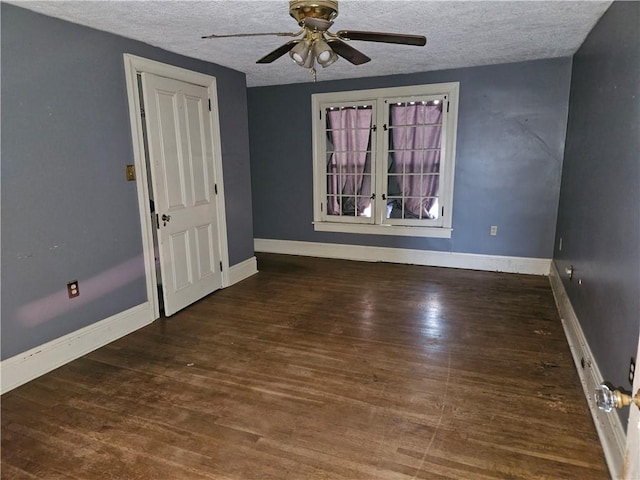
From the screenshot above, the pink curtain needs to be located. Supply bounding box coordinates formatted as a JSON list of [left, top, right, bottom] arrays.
[[389, 103, 442, 219], [326, 107, 373, 216]]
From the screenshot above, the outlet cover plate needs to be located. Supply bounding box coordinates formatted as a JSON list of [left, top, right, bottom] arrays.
[[67, 280, 79, 298]]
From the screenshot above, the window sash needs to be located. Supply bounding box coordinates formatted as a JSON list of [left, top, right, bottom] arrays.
[[320, 101, 376, 224], [382, 95, 447, 227]]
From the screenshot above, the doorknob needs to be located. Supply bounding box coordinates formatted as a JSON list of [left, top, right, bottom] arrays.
[[595, 383, 640, 412], [161, 214, 171, 226]]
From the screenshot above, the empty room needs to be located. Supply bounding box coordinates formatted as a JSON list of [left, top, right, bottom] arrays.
[[1, 1, 638, 479]]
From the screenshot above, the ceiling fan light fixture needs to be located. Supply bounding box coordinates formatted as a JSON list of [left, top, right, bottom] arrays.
[[303, 50, 315, 69], [320, 50, 338, 68], [289, 40, 311, 65], [313, 38, 337, 67]]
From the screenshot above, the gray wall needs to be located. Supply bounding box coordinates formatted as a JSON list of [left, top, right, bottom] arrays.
[[1, 4, 254, 360], [248, 58, 572, 258], [554, 1, 640, 426]]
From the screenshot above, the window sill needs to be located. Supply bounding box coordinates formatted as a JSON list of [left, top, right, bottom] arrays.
[[313, 222, 453, 238]]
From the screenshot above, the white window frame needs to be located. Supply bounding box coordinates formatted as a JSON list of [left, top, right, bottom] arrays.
[[312, 82, 459, 238]]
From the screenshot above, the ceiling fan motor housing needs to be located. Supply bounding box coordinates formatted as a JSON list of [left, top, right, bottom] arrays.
[[289, 0, 339, 26]]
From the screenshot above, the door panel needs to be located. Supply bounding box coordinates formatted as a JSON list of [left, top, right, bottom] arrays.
[[184, 95, 210, 206], [141, 72, 223, 316], [169, 230, 192, 291], [195, 223, 215, 279], [156, 91, 187, 209]]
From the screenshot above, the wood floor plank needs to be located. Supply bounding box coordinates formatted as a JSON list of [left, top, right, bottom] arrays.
[[1, 254, 608, 479]]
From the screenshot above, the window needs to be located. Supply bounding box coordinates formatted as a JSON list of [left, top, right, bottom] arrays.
[[312, 83, 459, 238]]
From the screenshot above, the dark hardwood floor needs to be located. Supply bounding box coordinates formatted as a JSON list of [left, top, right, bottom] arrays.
[[1, 253, 608, 479]]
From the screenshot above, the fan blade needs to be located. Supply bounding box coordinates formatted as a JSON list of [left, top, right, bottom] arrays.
[[326, 39, 371, 65], [257, 40, 299, 64], [202, 31, 301, 39], [336, 30, 427, 46]]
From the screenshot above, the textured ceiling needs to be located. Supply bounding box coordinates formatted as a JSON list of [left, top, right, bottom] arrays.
[[10, 0, 611, 87]]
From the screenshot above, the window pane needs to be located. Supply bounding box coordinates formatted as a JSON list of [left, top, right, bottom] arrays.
[[386, 101, 443, 220], [325, 105, 373, 217]]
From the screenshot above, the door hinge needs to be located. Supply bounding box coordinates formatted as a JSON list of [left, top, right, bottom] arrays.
[[155, 213, 160, 229], [441, 206, 445, 217], [140, 107, 145, 117], [214, 184, 218, 194], [208, 99, 211, 111], [320, 203, 323, 212], [219, 260, 223, 271], [447, 101, 450, 113]]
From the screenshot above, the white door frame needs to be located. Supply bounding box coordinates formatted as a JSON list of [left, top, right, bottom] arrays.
[[623, 332, 640, 479], [123, 54, 230, 319]]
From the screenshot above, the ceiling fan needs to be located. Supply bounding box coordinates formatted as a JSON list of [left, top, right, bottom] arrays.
[[202, 0, 427, 81]]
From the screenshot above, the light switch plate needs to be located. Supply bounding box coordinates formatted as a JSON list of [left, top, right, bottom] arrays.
[[126, 164, 136, 181]]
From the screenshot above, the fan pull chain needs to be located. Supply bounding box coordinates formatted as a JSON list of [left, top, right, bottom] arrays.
[[310, 67, 317, 82]]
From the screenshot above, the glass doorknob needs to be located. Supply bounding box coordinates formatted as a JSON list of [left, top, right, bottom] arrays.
[[595, 383, 639, 412]]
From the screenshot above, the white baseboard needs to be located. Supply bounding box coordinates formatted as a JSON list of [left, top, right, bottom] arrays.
[[228, 256, 258, 286], [549, 261, 625, 479], [254, 239, 550, 275], [0, 302, 155, 395]]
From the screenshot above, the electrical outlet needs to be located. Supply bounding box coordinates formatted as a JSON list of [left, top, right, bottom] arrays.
[[490, 225, 498, 236], [67, 280, 79, 298], [630, 357, 636, 385]]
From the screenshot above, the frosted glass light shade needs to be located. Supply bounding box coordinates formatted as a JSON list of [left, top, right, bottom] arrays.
[[313, 38, 337, 67], [290, 40, 311, 66]]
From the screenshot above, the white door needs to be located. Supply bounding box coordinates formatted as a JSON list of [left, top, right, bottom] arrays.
[[141, 72, 223, 316], [623, 333, 640, 479]]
